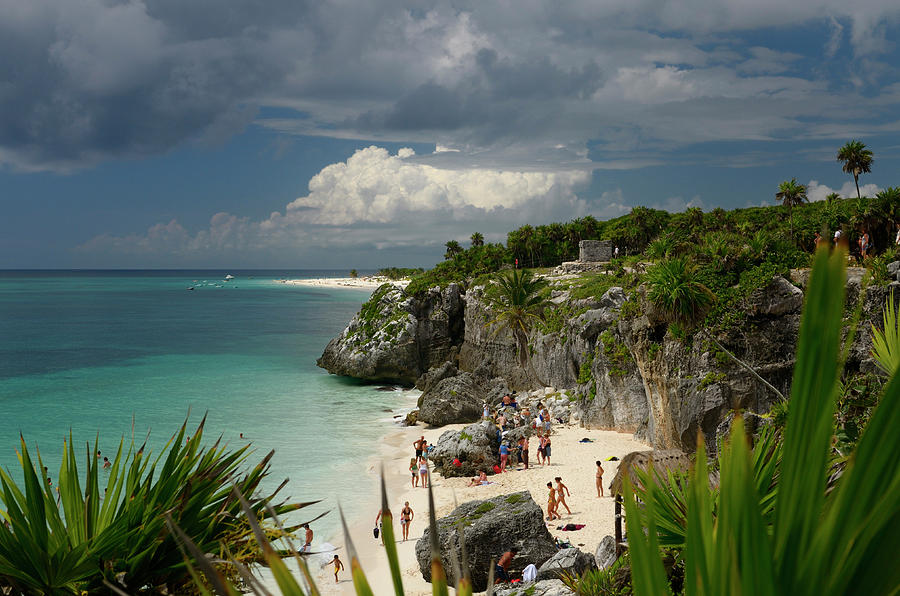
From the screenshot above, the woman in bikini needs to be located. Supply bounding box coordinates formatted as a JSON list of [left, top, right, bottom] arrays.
[[555, 476, 571, 515], [546, 481, 560, 521], [536, 430, 545, 465], [400, 501, 414, 541]]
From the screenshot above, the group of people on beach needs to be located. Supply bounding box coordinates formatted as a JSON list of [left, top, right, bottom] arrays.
[[375, 501, 416, 542]]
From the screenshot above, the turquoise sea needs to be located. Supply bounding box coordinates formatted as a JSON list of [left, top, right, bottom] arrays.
[[0, 270, 415, 539]]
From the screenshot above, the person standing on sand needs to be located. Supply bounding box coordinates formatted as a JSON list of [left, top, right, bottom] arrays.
[[414, 436, 425, 458], [409, 458, 419, 487], [375, 509, 384, 545], [332, 555, 344, 583], [400, 501, 414, 541], [495, 548, 518, 583], [540, 434, 552, 466], [555, 477, 572, 515], [518, 436, 529, 469], [302, 523, 313, 553], [596, 461, 605, 497], [499, 442, 509, 473], [546, 482, 560, 521], [419, 456, 429, 487], [535, 431, 545, 465]]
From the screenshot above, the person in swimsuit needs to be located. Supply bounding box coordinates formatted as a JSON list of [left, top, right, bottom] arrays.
[[535, 430, 545, 465], [518, 436, 529, 469], [409, 458, 419, 487], [400, 501, 414, 541], [419, 456, 429, 488], [413, 436, 425, 458], [302, 523, 313, 553], [495, 548, 518, 583], [596, 460, 605, 497], [555, 477, 571, 515], [543, 434, 552, 465], [332, 554, 344, 583], [546, 482, 560, 521], [499, 443, 509, 473]]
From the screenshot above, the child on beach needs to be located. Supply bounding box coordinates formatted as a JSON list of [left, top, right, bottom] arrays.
[[596, 461, 605, 497], [409, 458, 418, 487], [546, 482, 560, 521], [332, 554, 344, 583], [555, 477, 571, 515]]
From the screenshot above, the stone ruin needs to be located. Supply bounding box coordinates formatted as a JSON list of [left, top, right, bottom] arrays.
[[579, 240, 612, 262]]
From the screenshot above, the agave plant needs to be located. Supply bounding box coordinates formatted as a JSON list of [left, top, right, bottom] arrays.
[[624, 245, 900, 595], [175, 463, 485, 596], [0, 415, 309, 595], [871, 291, 900, 376], [645, 257, 716, 328]]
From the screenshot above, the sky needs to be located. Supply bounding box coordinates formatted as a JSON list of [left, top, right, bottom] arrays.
[[1, 1, 900, 269]]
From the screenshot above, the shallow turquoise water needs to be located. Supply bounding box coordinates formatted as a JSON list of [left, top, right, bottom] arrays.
[[0, 270, 411, 538]]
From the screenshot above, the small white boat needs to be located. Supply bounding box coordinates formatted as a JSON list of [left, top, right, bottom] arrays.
[[224, 274, 235, 281]]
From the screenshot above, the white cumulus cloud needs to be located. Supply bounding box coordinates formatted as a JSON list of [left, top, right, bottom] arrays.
[[806, 179, 882, 202]]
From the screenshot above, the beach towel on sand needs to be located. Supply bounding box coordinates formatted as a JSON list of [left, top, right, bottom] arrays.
[[557, 523, 586, 531]]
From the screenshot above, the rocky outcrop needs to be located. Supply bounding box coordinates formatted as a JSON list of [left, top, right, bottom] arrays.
[[536, 547, 597, 580], [415, 491, 558, 591], [429, 421, 499, 477], [418, 372, 510, 426], [317, 283, 464, 384], [595, 535, 617, 570], [494, 579, 572, 596]]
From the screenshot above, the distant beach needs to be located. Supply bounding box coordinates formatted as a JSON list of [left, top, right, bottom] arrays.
[[278, 276, 410, 290]]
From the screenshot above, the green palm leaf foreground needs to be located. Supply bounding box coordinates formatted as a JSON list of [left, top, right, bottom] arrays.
[[625, 245, 900, 595]]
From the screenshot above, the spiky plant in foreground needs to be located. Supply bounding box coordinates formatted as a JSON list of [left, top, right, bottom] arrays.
[[624, 245, 900, 595]]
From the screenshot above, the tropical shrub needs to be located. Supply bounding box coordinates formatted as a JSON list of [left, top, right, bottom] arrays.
[[0, 417, 305, 595], [645, 257, 716, 327]]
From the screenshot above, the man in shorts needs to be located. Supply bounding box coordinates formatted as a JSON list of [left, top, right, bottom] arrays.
[[413, 436, 425, 458], [495, 548, 518, 583]]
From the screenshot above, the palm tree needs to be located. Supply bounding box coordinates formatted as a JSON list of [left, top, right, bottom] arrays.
[[444, 240, 463, 259], [484, 269, 549, 383], [776, 178, 808, 238], [837, 140, 874, 199], [470, 232, 484, 247]]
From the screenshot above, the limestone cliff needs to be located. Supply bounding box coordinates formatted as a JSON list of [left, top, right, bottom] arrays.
[[316, 283, 464, 384], [318, 272, 893, 451]]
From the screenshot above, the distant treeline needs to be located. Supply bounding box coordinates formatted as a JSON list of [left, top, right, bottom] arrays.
[[402, 187, 900, 296], [377, 267, 425, 280]]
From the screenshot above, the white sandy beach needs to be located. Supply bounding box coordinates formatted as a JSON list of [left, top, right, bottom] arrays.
[[278, 277, 410, 290], [307, 419, 649, 594]]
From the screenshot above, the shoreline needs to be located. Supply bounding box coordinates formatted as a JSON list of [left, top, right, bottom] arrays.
[[277, 277, 410, 290], [306, 413, 649, 594]]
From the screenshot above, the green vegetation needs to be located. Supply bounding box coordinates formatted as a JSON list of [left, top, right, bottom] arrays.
[[775, 178, 808, 238], [0, 417, 306, 595], [645, 257, 716, 327], [624, 247, 900, 595], [473, 502, 496, 514], [505, 493, 526, 504], [484, 269, 549, 379], [697, 371, 727, 390], [600, 331, 630, 377], [837, 140, 874, 199], [577, 349, 595, 384], [377, 266, 423, 280]]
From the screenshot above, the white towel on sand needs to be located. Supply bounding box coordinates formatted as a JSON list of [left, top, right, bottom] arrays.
[[522, 563, 537, 582]]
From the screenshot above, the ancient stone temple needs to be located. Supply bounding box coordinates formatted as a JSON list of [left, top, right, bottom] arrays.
[[579, 240, 612, 262]]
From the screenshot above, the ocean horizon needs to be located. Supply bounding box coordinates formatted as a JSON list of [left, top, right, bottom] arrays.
[[0, 269, 413, 540]]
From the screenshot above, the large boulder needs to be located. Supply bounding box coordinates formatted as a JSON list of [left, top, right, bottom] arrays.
[[415, 491, 558, 592], [747, 276, 803, 317], [536, 547, 597, 580], [494, 579, 572, 596], [416, 361, 459, 392], [419, 372, 510, 426], [429, 421, 499, 478], [595, 535, 617, 570]]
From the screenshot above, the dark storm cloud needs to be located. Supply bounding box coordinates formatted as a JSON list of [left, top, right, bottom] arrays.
[[0, 0, 304, 170]]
